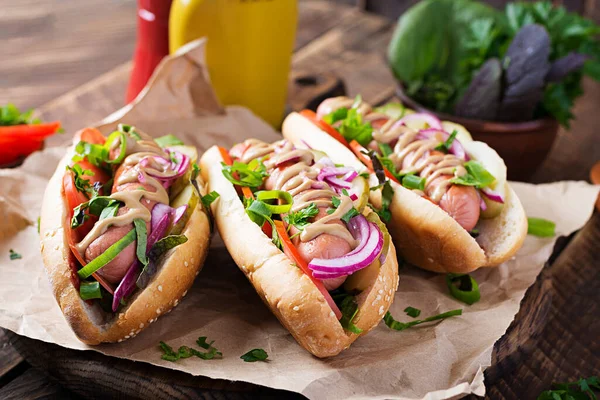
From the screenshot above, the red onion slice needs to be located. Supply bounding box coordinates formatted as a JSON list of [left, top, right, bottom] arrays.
[[172, 205, 188, 226], [342, 170, 358, 182], [112, 206, 171, 311], [325, 175, 352, 189], [309, 216, 383, 278], [398, 113, 442, 130], [481, 187, 505, 203]]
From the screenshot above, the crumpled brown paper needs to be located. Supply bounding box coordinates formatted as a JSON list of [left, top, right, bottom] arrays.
[[0, 40, 598, 400]]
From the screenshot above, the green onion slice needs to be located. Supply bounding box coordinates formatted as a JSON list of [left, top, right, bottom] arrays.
[[527, 217, 556, 237], [402, 174, 426, 191], [133, 218, 148, 266], [255, 190, 293, 214], [446, 273, 481, 305], [78, 229, 136, 278], [79, 281, 102, 300]]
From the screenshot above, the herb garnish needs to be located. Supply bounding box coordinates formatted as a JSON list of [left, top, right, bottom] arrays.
[[450, 160, 495, 188], [155, 134, 184, 148], [245, 198, 281, 248], [336, 108, 374, 147], [133, 218, 149, 266], [332, 293, 363, 334], [327, 195, 359, 223], [221, 159, 268, 188], [240, 348, 269, 362], [434, 130, 458, 153], [200, 191, 220, 208], [159, 336, 222, 362], [284, 202, 319, 231], [527, 217, 556, 237], [9, 249, 22, 260], [369, 180, 394, 223], [446, 273, 481, 305], [66, 164, 95, 197], [404, 306, 421, 318], [136, 235, 188, 289], [71, 196, 121, 229], [537, 376, 600, 400], [383, 308, 462, 331]]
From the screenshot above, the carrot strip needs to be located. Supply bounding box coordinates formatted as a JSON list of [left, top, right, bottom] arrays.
[[274, 220, 342, 320], [299, 109, 351, 149]]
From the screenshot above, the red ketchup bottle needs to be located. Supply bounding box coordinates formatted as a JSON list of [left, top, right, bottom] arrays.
[[126, 0, 173, 103]]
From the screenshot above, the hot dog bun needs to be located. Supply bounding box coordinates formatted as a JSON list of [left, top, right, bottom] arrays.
[[282, 111, 527, 273], [200, 146, 399, 358], [40, 143, 211, 345]]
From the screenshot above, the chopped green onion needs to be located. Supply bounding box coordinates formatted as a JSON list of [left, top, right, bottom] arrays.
[[378, 142, 394, 157], [201, 191, 220, 208], [402, 174, 426, 191], [133, 219, 148, 266], [446, 273, 481, 305], [9, 249, 22, 260], [78, 229, 136, 278], [404, 306, 421, 318], [383, 309, 462, 331], [79, 281, 102, 300], [450, 161, 495, 189], [527, 217, 556, 237], [434, 130, 458, 153], [255, 190, 293, 214], [221, 159, 268, 188]]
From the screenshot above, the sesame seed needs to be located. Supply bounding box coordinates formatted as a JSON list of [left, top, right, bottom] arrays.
[[378, 306, 384, 315], [376, 294, 381, 301], [157, 285, 163, 292], [293, 306, 300, 311], [329, 311, 335, 317], [173, 299, 179, 306], [149, 318, 155, 323], [139, 323, 144, 328], [54, 245, 60, 250], [385, 295, 390, 302], [184, 261, 189, 267], [182, 290, 188, 297], [190, 257, 194, 263], [135, 330, 141, 334], [378, 289, 383, 294], [125, 335, 130, 339], [118, 339, 123, 343], [156, 308, 162, 314], [40, 244, 44, 251]]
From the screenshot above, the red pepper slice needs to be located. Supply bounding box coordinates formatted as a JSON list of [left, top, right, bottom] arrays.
[[274, 220, 342, 320], [0, 122, 61, 140], [299, 109, 351, 149]]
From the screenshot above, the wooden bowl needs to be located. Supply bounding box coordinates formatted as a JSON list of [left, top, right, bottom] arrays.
[[396, 86, 559, 182]]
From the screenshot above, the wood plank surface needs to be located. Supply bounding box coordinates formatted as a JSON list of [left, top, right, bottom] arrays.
[[0, 368, 76, 400]]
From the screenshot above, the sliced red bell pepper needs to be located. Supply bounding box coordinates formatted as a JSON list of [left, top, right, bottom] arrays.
[[299, 109, 351, 149], [0, 122, 61, 140], [349, 140, 401, 184], [274, 220, 342, 320]]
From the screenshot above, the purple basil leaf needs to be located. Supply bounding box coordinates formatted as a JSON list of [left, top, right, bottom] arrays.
[[546, 52, 589, 83], [498, 24, 551, 122], [455, 58, 502, 120]]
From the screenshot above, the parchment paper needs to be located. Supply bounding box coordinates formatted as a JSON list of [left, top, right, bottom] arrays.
[[0, 40, 598, 400]]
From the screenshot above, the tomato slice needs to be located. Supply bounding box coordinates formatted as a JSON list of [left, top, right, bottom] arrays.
[[77, 127, 106, 145], [0, 122, 61, 140], [274, 220, 342, 319], [299, 109, 351, 149], [349, 140, 400, 184]]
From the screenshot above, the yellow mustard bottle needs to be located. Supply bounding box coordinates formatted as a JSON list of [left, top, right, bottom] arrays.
[[169, 0, 298, 127]]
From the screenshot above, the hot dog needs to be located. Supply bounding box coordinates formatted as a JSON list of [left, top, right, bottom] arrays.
[[200, 139, 398, 357], [40, 125, 211, 344], [282, 96, 528, 274]]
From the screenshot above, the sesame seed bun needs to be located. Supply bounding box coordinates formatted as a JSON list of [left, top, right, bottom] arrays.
[[282, 111, 527, 274], [40, 140, 211, 345]]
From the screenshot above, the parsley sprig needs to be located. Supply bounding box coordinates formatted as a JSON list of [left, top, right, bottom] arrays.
[[383, 308, 462, 331], [240, 348, 269, 362], [283, 203, 319, 232], [538, 376, 599, 400], [159, 336, 222, 362]]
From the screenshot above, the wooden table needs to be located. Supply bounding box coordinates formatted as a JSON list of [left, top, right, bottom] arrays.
[[1, 1, 599, 399]]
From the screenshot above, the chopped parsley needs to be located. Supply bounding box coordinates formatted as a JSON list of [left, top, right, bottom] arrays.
[[155, 134, 184, 148], [327, 195, 359, 223], [450, 161, 495, 188], [283, 203, 319, 231], [537, 376, 599, 400], [332, 292, 363, 334], [240, 348, 269, 362], [9, 249, 22, 260], [159, 336, 222, 362], [66, 164, 95, 197]]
